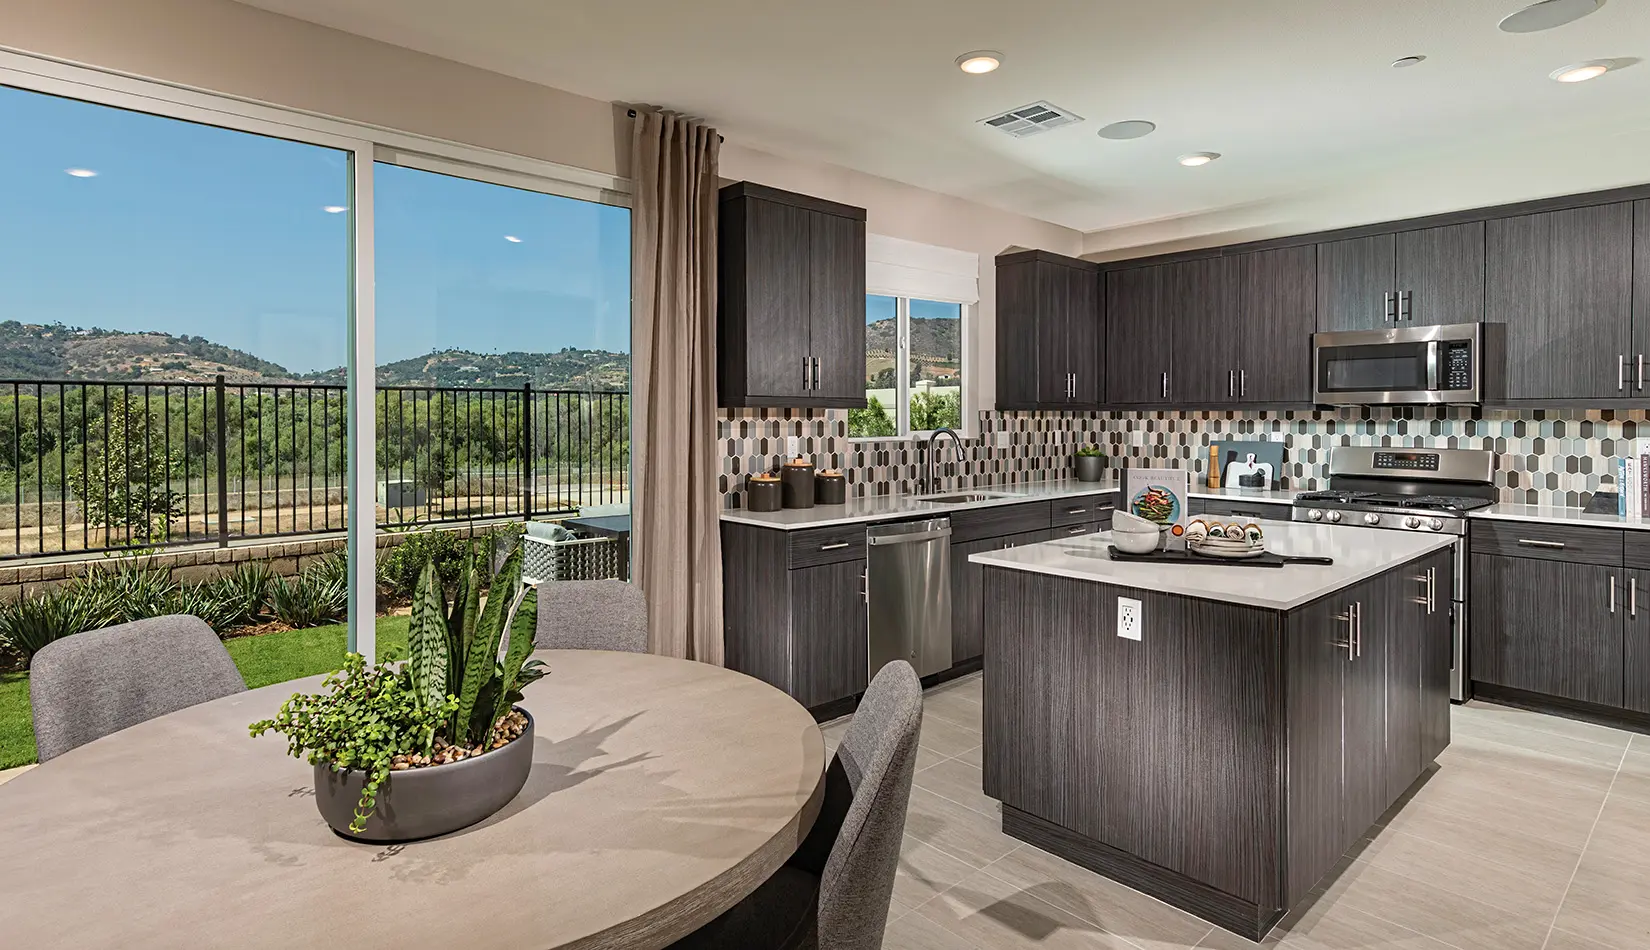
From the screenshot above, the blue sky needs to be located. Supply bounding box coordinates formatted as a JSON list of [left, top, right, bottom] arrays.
[[0, 85, 631, 374]]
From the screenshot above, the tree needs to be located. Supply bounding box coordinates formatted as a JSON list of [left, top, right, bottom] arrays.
[[910, 391, 962, 432], [72, 394, 183, 545], [848, 396, 896, 439]]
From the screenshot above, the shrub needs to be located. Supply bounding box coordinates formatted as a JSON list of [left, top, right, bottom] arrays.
[[168, 581, 249, 632], [268, 571, 348, 629], [377, 526, 520, 600], [206, 562, 275, 627], [0, 586, 121, 667], [77, 560, 177, 625]]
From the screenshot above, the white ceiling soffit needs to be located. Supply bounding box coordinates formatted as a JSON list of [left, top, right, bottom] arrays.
[[235, 0, 1650, 248]]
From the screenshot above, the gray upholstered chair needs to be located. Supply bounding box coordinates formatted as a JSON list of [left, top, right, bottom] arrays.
[[670, 660, 924, 950], [30, 614, 246, 762], [532, 579, 648, 653]]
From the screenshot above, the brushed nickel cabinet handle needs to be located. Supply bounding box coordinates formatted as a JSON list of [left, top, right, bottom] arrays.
[[1335, 608, 1355, 659], [812, 357, 820, 390], [1228, 370, 1235, 398], [1619, 354, 1627, 392], [860, 570, 868, 604], [1384, 291, 1395, 321], [1354, 601, 1363, 658], [1240, 369, 1247, 397], [1067, 525, 1088, 535], [1066, 506, 1088, 515], [803, 357, 811, 391], [1639, 354, 1645, 391], [1516, 539, 1565, 549], [1400, 290, 1413, 321], [1610, 574, 1617, 614], [819, 541, 850, 551], [1161, 372, 1168, 399], [1632, 576, 1638, 619]]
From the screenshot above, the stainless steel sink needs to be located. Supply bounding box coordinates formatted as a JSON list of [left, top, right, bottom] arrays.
[[915, 491, 1021, 504]]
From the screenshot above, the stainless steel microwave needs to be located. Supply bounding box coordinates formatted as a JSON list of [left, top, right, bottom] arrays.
[[1312, 323, 1503, 406]]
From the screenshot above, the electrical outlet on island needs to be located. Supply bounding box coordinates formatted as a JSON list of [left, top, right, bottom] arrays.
[[1117, 597, 1142, 641]]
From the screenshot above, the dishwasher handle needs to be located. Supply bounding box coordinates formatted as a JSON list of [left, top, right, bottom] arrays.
[[866, 518, 952, 546]]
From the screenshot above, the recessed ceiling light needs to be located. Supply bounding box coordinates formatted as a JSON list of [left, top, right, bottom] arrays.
[[955, 51, 1003, 75], [64, 168, 97, 178], [1390, 55, 1427, 68], [504, 235, 523, 243], [1500, 0, 1604, 34], [1550, 60, 1612, 82], [1097, 120, 1157, 140], [322, 205, 348, 213], [1178, 152, 1220, 167]]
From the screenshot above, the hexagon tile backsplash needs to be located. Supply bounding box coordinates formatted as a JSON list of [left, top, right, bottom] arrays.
[[717, 406, 1648, 510]]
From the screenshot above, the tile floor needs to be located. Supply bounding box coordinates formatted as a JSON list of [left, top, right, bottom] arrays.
[[824, 672, 1650, 950]]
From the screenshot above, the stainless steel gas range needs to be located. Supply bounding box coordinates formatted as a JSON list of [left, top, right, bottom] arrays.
[[1292, 446, 1496, 702]]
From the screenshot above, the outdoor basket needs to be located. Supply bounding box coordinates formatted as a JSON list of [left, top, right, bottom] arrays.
[[522, 524, 623, 583]]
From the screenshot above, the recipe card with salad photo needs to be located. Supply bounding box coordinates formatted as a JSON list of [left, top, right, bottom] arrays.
[[1123, 466, 1190, 547]]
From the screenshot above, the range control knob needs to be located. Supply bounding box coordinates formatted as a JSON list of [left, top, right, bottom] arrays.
[[1404, 516, 1421, 529], [1428, 518, 1444, 531], [1364, 513, 1381, 525], [1328, 510, 1343, 523], [1307, 509, 1324, 522]]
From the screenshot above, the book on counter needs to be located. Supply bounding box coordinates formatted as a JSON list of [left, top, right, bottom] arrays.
[[1618, 442, 1648, 520], [1122, 466, 1189, 527]]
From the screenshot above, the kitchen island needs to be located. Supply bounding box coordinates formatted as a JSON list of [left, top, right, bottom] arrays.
[[971, 522, 1455, 940]]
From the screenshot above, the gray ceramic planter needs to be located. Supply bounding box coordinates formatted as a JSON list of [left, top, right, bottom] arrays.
[[1074, 455, 1104, 482], [314, 709, 534, 843]]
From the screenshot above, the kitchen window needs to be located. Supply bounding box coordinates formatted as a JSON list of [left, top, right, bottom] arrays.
[[850, 294, 968, 439]]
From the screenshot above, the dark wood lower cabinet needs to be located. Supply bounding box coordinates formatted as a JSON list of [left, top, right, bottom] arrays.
[[1420, 552, 1454, 765], [951, 526, 1066, 664], [789, 560, 868, 708], [1470, 554, 1623, 707], [984, 551, 1450, 940]]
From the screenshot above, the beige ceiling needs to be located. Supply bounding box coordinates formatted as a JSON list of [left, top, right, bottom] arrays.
[[235, 0, 1650, 252]]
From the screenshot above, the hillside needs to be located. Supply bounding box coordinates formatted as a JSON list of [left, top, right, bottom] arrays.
[[0, 322, 630, 390], [300, 348, 630, 391], [0, 322, 287, 381], [865, 317, 961, 360]]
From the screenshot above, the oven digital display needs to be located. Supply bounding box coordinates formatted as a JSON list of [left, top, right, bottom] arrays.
[[1373, 452, 1439, 471]]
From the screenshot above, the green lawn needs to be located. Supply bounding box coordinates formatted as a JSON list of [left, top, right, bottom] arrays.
[[0, 616, 411, 770]]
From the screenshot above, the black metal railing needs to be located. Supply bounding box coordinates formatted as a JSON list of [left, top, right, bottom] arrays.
[[0, 377, 629, 560]]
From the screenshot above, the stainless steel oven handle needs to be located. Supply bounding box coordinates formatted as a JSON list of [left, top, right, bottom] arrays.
[[1425, 340, 1440, 391]]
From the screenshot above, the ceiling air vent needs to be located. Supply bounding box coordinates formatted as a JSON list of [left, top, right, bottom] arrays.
[[979, 101, 1084, 138]]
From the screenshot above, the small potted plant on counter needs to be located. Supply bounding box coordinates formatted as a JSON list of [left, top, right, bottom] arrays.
[[251, 541, 546, 843], [1074, 444, 1105, 482]]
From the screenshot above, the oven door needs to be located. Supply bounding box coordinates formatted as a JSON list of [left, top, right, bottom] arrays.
[[1312, 324, 1482, 405]]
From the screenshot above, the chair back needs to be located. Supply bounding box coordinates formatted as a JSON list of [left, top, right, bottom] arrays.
[[807, 661, 924, 950], [30, 614, 246, 762], [533, 579, 648, 653]]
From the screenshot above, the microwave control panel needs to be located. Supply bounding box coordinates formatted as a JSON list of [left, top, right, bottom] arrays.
[[1442, 341, 1474, 390]]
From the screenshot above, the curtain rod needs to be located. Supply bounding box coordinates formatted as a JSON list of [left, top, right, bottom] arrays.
[[627, 108, 724, 143]]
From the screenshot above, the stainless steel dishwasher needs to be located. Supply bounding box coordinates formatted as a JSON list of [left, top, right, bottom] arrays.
[[865, 517, 953, 678]]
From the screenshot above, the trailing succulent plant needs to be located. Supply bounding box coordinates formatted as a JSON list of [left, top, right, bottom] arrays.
[[251, 540, 546, 833]]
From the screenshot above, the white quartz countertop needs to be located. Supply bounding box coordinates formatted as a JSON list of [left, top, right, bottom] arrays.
[[1470, 503, 1650, 533], [969, 521, 1455, 611], [719, 481, 1293, 531]]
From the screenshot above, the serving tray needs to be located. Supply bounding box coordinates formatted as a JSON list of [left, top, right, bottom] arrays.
[[1107, 547, 1335, 569]]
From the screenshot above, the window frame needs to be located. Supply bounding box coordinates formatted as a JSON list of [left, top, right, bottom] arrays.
[[851, 293, 974, 442], [0, 48, 634, 661]]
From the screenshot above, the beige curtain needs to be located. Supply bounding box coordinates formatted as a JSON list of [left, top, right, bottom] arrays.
[[630, 109, 724, 664]]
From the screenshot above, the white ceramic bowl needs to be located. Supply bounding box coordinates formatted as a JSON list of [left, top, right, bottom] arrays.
[[1112, 508, 1160, 532], [1110, 528, 1160, 554]]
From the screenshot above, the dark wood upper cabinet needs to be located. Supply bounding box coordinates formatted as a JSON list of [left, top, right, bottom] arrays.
[[718, 182, 868, 409], [1237, 246, 1317, 403], [1318, 223, 1482, 331], [995, 250, 1103, 410], [1163, 257, 1237, 405], [807, 210, 867, 402], [1394, 222, 1485, 327], [1105, 264, 1172, 404], [1317, 234, 1395, 331], [1487, 202, 1634, 400], [1632, 200, 1650, 398]]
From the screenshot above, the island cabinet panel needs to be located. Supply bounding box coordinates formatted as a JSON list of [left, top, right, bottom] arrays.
[[1470, 553, 1623, 708], [1340, 584, 1388, 842], [1283, 591, 1349, 905], [1419, 551, 1455, 765], [1379, 561, 1435, 807], [982, 569, 1283, 907]]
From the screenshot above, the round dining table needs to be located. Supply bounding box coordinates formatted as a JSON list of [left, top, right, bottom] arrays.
[[0, 650, 826, 949]]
